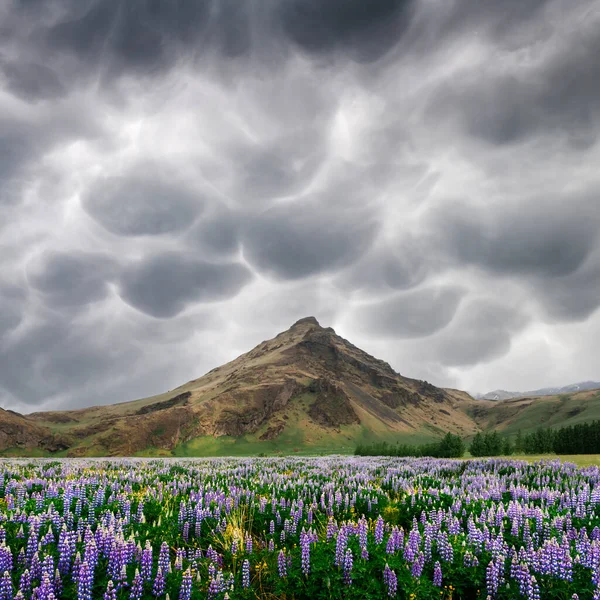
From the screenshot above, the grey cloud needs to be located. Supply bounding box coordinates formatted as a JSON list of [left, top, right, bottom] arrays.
[[434, 198, 600, 279], [0, 322, 64, 404], [43, 0, 212, 76], [0, 60, 65, 102], [229, 129, 327, 205], [186, 205, 240, 258], [242, 201, 379, 280], [529, 253, 600, 322], [0, 316, 143, 407], [26, 251, 117, 308], [353, 285, 465, 339], [433, 299, 530, 367], [438, 0, 552, 43], [0, 306, 21, 337], [429, 15, 600, 148], [0, 102, 102, 208], [280, 0, 415, 62], [0, 123, 36, 197], [119, 253, 253, 318], [82, 169, 204, 237], [335, 236, 441, 295]]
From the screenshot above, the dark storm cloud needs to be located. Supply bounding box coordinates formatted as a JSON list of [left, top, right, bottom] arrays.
[[528, 253, 600, 323], [43, 0, 212, 75], [119, 253, 253, 319], [82, 168, 204, 237], [186, 206, 240, 258], [429, 14, 600, 148], [432, 300, 530, 367], [280, 0, 415, 62], [0, 60, 66, 102], [1, 0, 600, 410], [335, 236, 442, 296], [242, 201, 379, 280], [353, 286, 465, 339], [0, 306, 21, 338], [437, 0, 552, 42], [26, 251, 117, 308], [433, 197, 600, 279], [228, 129, 327, 205], [0, 316, 146, 407], [0, 321, 66, 404]]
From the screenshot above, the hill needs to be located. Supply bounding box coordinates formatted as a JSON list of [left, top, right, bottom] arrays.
[[469, 388, 600, 436], [475, 381, 600, 401], [2, 316, 478, 456]]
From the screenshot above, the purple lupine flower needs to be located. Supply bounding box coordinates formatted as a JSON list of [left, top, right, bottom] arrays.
[[18, 570, 31, 598], [104, 581, 117, 600], [326, 518, 338, 541], [141, 541, 153, 581], [242, 559, 250, 588], [130, 571, 143, 600], [343, 548, 353, 586], [335, 527, 348, 567], [383, 564, 397, 598], [158, 542, 170, 574], [277, 551, 287, 578], [245, 535, 253, 555], [53, 569, 62, 597], [0, 572, 13, 600], [486, 560, 499, 598], [375, 516, 385, 544], [433, 561, 442, 587], [268, 539, 275, 552], [411, 553, 425, 578], [530, 576, 540, 600], [179, 568, 192, 600], [0, 548, 13, 575], [174, 548, 184, 571], [300, 530, 311, 576], [207, 576, 220, 600], [153, 568, 166, 597], [77, 561, 93, 600]]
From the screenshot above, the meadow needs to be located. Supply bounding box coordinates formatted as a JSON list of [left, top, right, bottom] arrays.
[[0, 457, 598, 599]]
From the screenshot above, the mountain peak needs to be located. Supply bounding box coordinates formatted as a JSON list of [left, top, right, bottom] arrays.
[[291, 316, 321, 328]]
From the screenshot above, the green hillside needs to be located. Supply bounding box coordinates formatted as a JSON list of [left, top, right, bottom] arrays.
[[472, 389, 600, 436]]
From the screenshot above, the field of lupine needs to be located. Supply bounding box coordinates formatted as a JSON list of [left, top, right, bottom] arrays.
[[0, 458, 597, 599]]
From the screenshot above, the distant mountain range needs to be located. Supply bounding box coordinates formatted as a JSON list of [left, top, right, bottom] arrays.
[[475, 381, 600, 401]]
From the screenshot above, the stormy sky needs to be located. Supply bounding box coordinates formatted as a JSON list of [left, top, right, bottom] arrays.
[[1, 0, 600, 412]]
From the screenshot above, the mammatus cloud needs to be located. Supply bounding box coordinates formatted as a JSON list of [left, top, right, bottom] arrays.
[[0, 0, 599, 411]]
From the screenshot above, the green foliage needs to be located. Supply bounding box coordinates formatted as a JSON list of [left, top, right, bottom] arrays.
[[469, 431, 510, 457], [355, 433, 465, 458], [518, 421, 600, 454]]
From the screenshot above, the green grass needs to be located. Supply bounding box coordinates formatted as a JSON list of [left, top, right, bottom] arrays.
[[172, 422, 440, 457], [481, 391, 600, 436], [0, 447, 52, 457], [508, 454, 600, 467]]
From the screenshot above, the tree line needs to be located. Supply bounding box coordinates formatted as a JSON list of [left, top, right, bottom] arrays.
[[355, 433, 465, 458], [355, 421, 600, 458], [514, 421, 600, 454]]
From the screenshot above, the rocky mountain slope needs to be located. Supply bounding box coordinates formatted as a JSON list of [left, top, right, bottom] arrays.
[[1, 316, 479, 456]]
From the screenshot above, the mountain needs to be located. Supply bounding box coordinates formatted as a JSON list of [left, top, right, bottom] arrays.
[[1, 316, 478, 457], [476, 381, 600, 401]]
